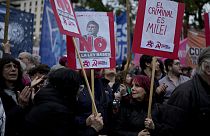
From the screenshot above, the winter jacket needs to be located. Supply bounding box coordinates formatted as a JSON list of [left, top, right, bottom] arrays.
[[154, 74, 210, 136], [75, 78, 113, 135], [112, 99, 156, 136]]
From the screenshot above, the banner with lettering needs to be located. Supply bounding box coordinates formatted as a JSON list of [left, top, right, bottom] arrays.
[[50, 0, 81, 37], [185, 31, 206, 68], [67, 12, 115, 69], [132, 0, 184, 59], [204, 13, 210, 46]]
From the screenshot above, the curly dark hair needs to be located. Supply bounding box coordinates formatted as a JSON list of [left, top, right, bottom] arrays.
[[0, 55, 24, 91]]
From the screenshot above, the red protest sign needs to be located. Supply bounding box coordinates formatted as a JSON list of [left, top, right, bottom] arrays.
[[132, 0, 185, 59], [67, 12, 116, 69], [50, 0, 81, 37], [204, 13, 210, 46]]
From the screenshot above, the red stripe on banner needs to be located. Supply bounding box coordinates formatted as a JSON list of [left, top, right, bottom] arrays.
[[132, 0, 147, 53], [204, 13, 210, 47], [107, 12, 116, 69], [173, 2, 185, 58], [67, 36, 76, 69]]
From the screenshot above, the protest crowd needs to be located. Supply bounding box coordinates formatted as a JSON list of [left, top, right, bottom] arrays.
[[0, 40, 210, 136], [0, 0, 210, 136]]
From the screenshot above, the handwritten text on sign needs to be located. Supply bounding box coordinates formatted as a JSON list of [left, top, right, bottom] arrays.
[[141, 0, 178, 52], [54, 0, 79, 34]]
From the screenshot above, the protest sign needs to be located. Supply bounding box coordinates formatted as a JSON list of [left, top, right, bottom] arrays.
[[50, 0, 81, 37], [132, 0, 184, 59], [204, 13, 210, 46], [67, 12, 116, 69]]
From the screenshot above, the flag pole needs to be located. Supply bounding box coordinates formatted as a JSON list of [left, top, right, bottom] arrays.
[[72, 37, 98, 114], [123, 0, 132, 82], [91, 69, 96, 113], [147, 57, 156, 118], [4, 0, 10, 44]]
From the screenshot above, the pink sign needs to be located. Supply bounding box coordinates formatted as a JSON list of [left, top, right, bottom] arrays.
[[178, 38, 188, 66]]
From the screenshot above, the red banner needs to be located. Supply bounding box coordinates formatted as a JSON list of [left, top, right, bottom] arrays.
[[204, 13, 210, 46]]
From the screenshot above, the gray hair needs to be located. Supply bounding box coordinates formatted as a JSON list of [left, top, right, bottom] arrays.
[[197, 46, 210, 74], [19, 52, 33, 62]]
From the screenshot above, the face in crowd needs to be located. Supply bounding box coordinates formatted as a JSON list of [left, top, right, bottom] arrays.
[[171, 59, 182, 76], [3, 62, 19, 82], [131, 75, 150, 102], [0, 57, 23, 89]]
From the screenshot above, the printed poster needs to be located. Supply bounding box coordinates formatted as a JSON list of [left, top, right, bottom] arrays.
[[67, 12, 116, 69]]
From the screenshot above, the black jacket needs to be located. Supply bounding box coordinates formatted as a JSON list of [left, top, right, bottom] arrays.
[[155, 74, 210, 136], [0, 90, 26, 136], [22, 87, 76, 136], [75, 78, 113, 135], [112, 99, 156, 136]]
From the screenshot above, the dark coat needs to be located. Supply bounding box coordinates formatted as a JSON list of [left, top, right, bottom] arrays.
[[0, 90, 26, 136], [23, 86, 100, 136], [154, 74, 210, 136], [111, 99, 156, 136], [75, 78, 113, 135], [22, 87, 77, 136]]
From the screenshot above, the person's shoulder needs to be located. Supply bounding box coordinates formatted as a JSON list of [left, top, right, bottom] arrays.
[[173, 79, 193, 93], [168, 79, 194, 109], [158, 75, 168, 83], [180, 75, 190, 81]]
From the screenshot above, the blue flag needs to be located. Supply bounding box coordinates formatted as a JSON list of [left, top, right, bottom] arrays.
[[0, 5, 34, 58], [39, 0, 66, 67], [116, 11, 127, 65]]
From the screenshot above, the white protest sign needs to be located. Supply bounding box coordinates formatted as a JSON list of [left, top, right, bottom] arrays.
[[50, 0, 81, 37]]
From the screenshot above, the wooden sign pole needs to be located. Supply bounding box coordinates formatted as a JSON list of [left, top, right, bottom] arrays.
[[147, 57, 156, 118], [123, 0, 132, 82], [91, 69, 96, 113], [4, 0, 10, 44], [72, 37, 98, 113]]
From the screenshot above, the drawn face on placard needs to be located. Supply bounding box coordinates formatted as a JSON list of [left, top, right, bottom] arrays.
[[86, 21, 99, 37]]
